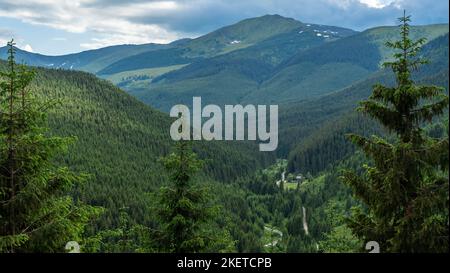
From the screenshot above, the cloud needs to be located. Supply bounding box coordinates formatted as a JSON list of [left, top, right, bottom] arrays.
[[0, 0, 188, 49], [124, 0, 448, 33], [0, 0, 448, 51], [23, 43, 33, 52], [354, 0, 398, 9]]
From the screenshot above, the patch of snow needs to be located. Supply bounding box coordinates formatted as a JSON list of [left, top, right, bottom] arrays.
[[298, 30, 304, 34], [70, 65, 74, 69], [306, 24, 311, 27], [230, 40, 241, 44], [313, 29, 319, 32], [316, 33, 322, 37], [323, 35, 330, 38], [47, 64, 54, 67]]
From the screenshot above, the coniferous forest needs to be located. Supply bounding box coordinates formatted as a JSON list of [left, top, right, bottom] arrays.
[[0, 4, 448, 257]]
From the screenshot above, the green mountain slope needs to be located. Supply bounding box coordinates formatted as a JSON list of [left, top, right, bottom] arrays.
[[97, 14, 355, 77], [97, 47, 200, 75], [125, 19, 356, 110], [242, 24, 449, 104], [0, 42, 178, 73], [0, 60, 274, 229], [182, 14, 354, 58], [129, 23, 447, 111]]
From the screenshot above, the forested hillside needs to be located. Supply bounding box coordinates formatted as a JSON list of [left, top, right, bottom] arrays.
[[0, 60, 276, 250], [280, 32, 449, 167]]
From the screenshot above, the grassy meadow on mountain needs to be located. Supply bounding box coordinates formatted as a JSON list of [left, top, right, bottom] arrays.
[[0, 11, 449, 253]]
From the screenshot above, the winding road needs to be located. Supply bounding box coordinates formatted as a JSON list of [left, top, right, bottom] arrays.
[[266, 171, 311, 249], [302, 206, 309, 236]]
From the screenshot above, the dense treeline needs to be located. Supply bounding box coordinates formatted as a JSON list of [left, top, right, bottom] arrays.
[[0, 52, 275, 252], [287, 113, 382, 174]]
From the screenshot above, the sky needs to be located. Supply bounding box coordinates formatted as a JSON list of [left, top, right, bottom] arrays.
[[0, 0, 448, 55]]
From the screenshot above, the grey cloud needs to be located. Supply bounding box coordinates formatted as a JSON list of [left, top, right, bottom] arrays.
[[0, 0, 448, 51], [85, 0, 449, 34]]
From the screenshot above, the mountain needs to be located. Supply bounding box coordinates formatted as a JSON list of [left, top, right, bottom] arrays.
[[246, 23, 449, 104], [121, 16, 357, 110], [1, 15, 345, 76], [181, 14, 354, 58], [0, 42, 179, 73], [96, 15, 356, 76], [140, 23, 448, 111], [96, 14, 309, 76], [0, 14, 359, 110], [1, 17, 447, 112]]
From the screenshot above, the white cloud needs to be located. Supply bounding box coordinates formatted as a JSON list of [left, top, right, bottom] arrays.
[[0, 0, 447, 54], [326, 0, 397, 9], [358, 0, 396, 9], [23, 44, 33, 52], [0, 0, 187, 49]]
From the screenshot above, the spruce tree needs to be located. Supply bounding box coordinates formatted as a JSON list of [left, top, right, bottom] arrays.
[[0, 40, 100, 252], [342, 12, 449, 253], [155, 141, 232, 253]]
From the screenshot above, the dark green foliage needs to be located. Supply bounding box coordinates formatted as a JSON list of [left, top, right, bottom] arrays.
[[154, 141, 233, 252], [153, 57, 274, 84], [287, 113, 382, 175], [0, 40, 100, 252], [83, 209, 152, 253], [342, 13, 449, 253]]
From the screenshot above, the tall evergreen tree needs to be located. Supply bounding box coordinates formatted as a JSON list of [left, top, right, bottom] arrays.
[[342, 12, 449, 253], [154, 140, 233, 252], [0, 40, 100, 252]]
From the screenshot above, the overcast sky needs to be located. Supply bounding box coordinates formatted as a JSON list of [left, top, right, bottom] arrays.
[[0, 0, 448, 55]]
